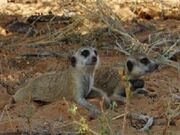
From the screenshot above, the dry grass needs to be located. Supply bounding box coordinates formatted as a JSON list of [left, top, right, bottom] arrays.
[[1, 0, 179, 66], [0, 0, 179, 134]]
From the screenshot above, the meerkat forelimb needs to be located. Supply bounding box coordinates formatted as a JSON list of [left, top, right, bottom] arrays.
[[95, 54, 159, 103], [12, 46, 111, 118]]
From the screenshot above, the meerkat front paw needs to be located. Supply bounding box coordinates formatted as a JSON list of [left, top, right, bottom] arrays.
[[103, 97, 112, 109], [133, 88, 149, 95]]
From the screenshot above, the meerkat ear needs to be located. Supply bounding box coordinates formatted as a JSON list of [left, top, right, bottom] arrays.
[[71, 56, 76, 67], [127, 60, 134, 72]]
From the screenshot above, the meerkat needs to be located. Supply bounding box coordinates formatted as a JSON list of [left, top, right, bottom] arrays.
[[95, 54, 158, 103], [11, 46, 111, 118]]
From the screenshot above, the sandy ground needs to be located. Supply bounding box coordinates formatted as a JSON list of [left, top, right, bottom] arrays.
[[0, 1, 180, 135]]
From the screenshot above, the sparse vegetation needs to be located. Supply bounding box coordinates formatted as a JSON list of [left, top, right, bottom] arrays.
[[0, 0, 179, 135]]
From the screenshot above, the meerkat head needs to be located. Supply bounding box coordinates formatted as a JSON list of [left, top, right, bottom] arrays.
[[70, 46, 99, 72], [125, 54, 158, 79]]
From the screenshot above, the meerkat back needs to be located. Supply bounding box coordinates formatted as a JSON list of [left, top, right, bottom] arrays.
[[31, 70, 75, 102], [12, 70, 74, 103], [95, 66, 121, 96]]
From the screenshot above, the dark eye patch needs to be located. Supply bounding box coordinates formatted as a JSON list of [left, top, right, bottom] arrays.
[[81, 50, 90, 58], [94, 50, 97, 55], [127, 60, 134, 72], [140, 57, 150, 65]]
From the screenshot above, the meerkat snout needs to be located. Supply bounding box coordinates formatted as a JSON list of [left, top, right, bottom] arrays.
[[91, 56, 97, 63], [126, 55, 159, 79]]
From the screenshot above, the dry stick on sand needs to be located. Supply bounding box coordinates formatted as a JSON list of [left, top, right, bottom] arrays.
[[157, 56, 180, 70], [171, 94, 180, 102], [112, 112, 154, 132], [0, 105, 15, 132], [129, 113, 154, 132], [115, 40, 130, 56]]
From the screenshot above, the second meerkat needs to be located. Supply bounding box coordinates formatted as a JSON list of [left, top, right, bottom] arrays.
[[12, 46, 111, 117], [95, 54, 158, 103]]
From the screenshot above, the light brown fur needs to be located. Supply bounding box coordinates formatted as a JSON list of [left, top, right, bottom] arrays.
[[12, 47, 111, 118]]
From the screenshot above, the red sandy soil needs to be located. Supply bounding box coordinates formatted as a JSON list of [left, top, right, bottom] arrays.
[[0, 5, 180, 135]]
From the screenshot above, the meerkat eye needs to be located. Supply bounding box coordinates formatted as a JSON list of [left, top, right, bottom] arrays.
[[94, 50, 97, 55], [81, 50, 90, 58], [140, 57, 150, 65]]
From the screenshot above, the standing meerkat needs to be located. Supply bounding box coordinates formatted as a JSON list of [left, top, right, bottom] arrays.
[[95, 54, 158, 103], [11, 46, 111, 117]]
